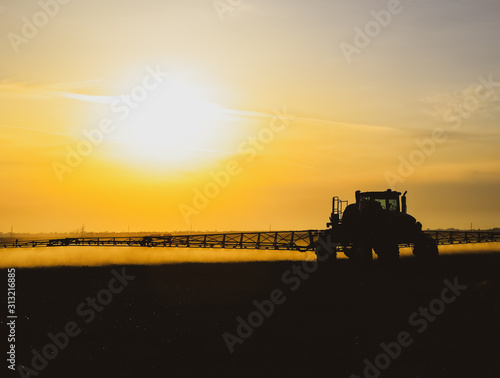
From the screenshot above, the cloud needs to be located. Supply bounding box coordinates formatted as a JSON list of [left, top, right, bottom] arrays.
[[0, 123, 72, 137], [0, 80, 103, 100], [48, 79, 103, 90], [56, 91, 116, 104], [421, 81, 500, 121]]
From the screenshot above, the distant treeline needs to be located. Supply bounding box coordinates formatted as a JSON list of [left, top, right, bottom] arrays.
[[425, 228, 500, 232], [0, 229, 271, 240]]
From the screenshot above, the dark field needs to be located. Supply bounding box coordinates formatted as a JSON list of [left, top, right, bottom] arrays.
[[7, 254, 500, 378]]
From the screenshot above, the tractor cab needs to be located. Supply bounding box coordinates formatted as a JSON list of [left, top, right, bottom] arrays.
[[327, 189, 408, 229], [355, 189, 407, 214], [320, 189, 438, 262]]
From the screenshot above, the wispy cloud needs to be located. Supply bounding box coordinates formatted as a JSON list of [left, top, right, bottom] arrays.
[[0, 123, 75, 137], [0, 82, 412, 140], [421, 83, 500, 120], [0, 80, 103, 100], [47, 79, 103, 91], [56, 91, 116, 104]]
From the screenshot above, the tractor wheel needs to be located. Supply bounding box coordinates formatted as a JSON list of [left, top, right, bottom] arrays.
[[349, 241, 372, 262], [413, 234, 439, 261], [343, 244, 354, 259], [413, 235, 439, 259], [315, 234, 337, 262], [374, 242, 400, 263]]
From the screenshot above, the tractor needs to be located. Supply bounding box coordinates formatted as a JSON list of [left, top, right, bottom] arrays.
[[316, 189, 438, 262]]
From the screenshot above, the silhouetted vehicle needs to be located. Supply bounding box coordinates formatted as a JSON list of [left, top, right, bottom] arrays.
[[317, 189, 438, 262]]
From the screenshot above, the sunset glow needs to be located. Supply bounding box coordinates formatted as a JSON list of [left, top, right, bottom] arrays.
[[1, 0, 499, 234]]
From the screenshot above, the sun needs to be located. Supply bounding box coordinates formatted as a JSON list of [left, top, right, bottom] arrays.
[[114, 76, 232, 168]]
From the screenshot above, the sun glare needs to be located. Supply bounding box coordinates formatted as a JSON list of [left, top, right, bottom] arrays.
[[114, 77, 233, 168]]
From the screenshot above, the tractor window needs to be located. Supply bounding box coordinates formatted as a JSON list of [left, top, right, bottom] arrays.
[[359, 196, 370, 210], [374, 199, 386, 209], [388, 199, 398, 211]]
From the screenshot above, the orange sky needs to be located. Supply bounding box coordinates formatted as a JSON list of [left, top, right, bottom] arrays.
[[1, 0, 500, 233]]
